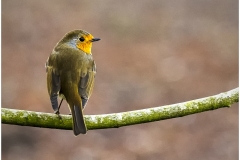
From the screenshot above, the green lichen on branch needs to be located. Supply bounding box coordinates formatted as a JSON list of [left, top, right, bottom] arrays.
[[1, 88, 239, 131], [2, 108, 73, 130]]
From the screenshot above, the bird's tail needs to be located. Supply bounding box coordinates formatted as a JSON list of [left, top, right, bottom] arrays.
[[70, 104, 87, 135]]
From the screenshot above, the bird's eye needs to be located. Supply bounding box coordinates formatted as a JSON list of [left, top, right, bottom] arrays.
[[79, 37, 85, 42]]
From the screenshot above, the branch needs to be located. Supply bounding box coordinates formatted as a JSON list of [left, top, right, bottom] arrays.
[[2, 88, 238, 131]]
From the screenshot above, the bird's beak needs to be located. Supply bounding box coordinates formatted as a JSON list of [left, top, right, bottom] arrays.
[[91, 38, 101, 42]]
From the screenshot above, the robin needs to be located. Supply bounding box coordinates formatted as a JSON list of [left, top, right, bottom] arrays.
[[45, 30, 100, 135]]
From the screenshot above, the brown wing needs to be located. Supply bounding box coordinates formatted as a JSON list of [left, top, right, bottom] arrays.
[[46, 54, 61, 112], [78, 60, 96, 109]]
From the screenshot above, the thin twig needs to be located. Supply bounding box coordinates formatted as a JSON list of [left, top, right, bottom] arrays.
[[1, 88, 238, 131]]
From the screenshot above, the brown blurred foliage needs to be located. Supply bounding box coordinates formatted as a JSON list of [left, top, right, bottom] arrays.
[[2, 0, 238, 160]]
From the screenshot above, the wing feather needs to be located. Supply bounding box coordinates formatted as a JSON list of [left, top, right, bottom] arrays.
[[78, 61, 96, 109], [46, 54, 61, 112]]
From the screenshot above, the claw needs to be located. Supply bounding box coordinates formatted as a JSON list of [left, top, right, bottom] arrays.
[[54, 110, 62, 119], [54, 110, 60, 115]]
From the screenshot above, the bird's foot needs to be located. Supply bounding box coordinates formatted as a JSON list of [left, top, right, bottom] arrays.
[[54, 110, 62, 119]]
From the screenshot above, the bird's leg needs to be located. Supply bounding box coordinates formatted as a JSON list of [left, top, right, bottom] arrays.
[[54, 99, 63, 119]]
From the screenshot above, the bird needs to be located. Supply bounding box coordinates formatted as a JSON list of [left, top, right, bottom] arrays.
[[45, 29, 100, 136]]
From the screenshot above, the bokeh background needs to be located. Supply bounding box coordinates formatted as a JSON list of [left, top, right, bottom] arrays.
[[2, 0, 238, 160]]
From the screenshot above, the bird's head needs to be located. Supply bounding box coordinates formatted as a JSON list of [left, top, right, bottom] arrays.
[[58, 30, 100, 54]]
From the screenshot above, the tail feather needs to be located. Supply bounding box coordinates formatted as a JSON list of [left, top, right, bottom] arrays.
[[71, 105, 87, 135]]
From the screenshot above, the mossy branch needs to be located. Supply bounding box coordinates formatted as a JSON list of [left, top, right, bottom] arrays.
[[2, 88, 238, 131]]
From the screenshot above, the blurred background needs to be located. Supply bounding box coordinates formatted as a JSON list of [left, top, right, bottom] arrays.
[[2, 0, 238, 160]]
